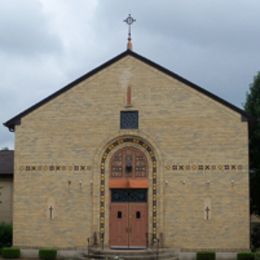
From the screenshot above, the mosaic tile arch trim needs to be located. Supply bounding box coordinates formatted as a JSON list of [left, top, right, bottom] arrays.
[[99, 137, 157, 246]]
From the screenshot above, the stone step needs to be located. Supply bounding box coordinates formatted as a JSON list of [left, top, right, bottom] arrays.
[[85, 255, 177, 260], [83, 248, 178, 260]]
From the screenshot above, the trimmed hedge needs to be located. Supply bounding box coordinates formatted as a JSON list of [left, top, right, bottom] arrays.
[[1, 247, 20, 259], [0, 223, 12, 248], [196, 252, 216, 260], [237, 252, 255, 260], [39, 248, 57, 260], [251, 223, 260, 251]]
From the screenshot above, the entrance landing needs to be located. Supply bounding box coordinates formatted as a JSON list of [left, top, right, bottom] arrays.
[[86, 248, 178, 259]]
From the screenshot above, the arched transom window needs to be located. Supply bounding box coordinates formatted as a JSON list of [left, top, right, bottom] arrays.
[[110, 147, 148, 178]]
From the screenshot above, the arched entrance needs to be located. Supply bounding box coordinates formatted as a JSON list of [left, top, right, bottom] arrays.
[[109, 147, 148, 248], [99, 136, 158, 248]]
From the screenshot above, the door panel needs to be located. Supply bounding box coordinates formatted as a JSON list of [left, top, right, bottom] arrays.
[[109, 201, 148, 248], [109, 203, 128, 247], [129, 203, 147, 248], [109, 147, 148, 248]]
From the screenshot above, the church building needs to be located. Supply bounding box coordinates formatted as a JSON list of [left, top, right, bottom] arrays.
[[4, 33, 250, 252]]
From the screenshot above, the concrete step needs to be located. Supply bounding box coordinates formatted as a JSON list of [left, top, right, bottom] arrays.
[[83, 248, 178, 260], [84, 255, 177, 260]]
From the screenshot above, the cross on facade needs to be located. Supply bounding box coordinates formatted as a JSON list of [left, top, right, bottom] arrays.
[[124, 14, 136, 50], [49, 206, 54, 220], [205, 206, 210, 220]]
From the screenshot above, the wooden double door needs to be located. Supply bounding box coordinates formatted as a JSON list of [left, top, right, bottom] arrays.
[[109, 189, 148, 248]]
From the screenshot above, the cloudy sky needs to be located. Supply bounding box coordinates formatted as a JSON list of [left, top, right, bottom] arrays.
[[0, 0, 259, 149]]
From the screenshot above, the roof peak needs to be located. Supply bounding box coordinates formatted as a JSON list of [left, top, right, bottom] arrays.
[[3, 50, 249, 131]]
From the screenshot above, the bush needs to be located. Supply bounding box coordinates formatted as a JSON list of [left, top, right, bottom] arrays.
[[255, 253, 260, 260], [196, 252, 216, 260], [1, 247, 20, 259], [0, 223, 12, 248], [251, 223, 260, 251], [39, 248, 57, 260], [237, 252, 255, 260]]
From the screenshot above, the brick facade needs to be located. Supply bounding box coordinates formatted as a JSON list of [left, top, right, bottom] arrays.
[[8, 52, 249, 250]]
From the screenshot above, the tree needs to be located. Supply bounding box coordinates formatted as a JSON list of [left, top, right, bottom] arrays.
[[0, 147, 9, 151], [244, 71, 260, 215]]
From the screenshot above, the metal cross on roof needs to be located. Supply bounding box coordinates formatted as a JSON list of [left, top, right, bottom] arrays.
[[124, 14, 136, 50]]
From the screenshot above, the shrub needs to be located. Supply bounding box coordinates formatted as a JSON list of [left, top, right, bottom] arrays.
[[1, 247, 20, 259], [0, 223, 12, 248], [196, 251, 216, 260], [237, 252, 255, 260], [255, 253, 260, 260], [251, 223, 260, 251], [39, 248, 57, 260]]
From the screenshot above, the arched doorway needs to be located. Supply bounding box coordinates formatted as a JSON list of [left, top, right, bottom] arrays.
[[99, 136, 158, 248], [109, 147, 148, 248]]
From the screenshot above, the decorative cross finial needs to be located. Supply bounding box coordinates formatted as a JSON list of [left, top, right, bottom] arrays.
[[124, 14, 136, 50]]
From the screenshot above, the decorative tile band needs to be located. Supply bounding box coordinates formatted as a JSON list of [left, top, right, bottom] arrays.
[[19, 165, 91, 172], [165, 164, 244, 171], [99, 137, 157, 246]]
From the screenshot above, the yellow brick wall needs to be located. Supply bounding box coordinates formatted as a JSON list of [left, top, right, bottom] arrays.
[[0, 178, 13, 223], [13, 55, 249, 250]]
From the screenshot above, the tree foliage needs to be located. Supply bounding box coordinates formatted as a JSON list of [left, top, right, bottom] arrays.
[[244, 72, 260, 215], [0, 223, 12, 248], [0, 147, 9, 151]]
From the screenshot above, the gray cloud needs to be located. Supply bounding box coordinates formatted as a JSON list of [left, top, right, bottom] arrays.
[[1, 0, 260, 148], [0, 0, 63, 56], [93, 0, 260, 106], [96, 0, 260, 53]]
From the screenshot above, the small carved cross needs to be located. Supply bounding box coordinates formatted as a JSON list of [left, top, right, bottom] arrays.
[[205, 206, 210, 220], [49, 206, 54, 220]]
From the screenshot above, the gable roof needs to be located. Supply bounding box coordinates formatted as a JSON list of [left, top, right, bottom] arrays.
[[4, 49, 249, 131], [0, 150, 14, 176]]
